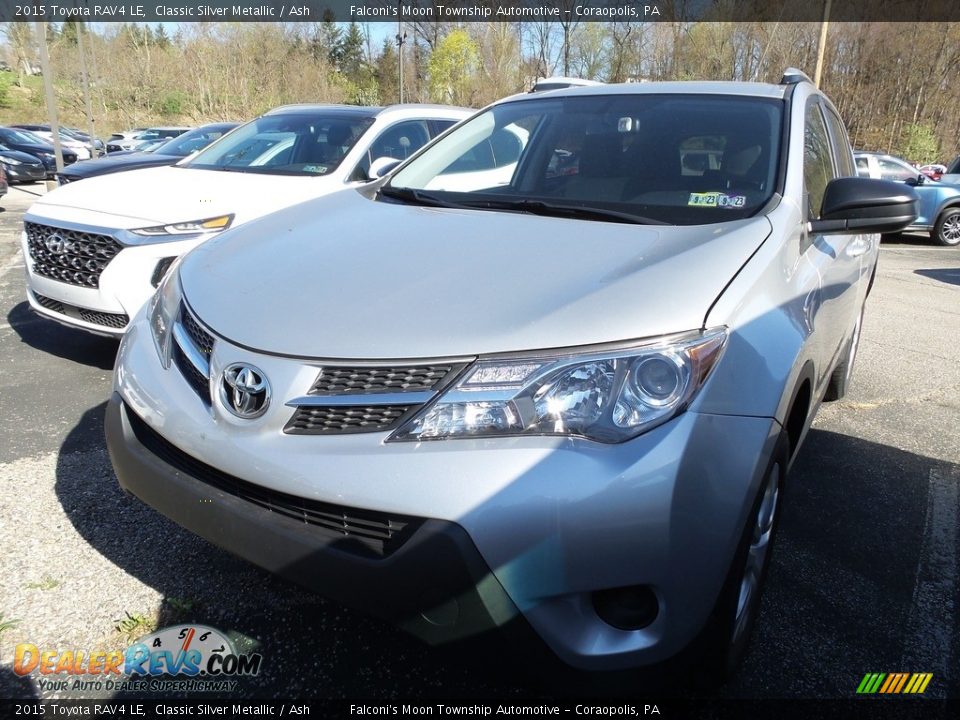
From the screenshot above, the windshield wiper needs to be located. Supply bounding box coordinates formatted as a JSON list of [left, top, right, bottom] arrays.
[[377, 186, 467, 209], [459, 198, 669, 226]]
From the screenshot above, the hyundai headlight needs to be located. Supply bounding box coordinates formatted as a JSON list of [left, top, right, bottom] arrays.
[[149, 263, 183, 368], [389, 329, 727, 443], [3, 157, 22, 166], [131, 214, 233, 238]]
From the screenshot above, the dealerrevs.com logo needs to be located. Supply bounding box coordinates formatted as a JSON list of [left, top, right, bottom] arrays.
[[13, 624, 263, 693]]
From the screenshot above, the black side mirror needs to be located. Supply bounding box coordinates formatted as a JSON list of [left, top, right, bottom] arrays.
[[809, 177, 919, 235], [905, 174, 925, 186]]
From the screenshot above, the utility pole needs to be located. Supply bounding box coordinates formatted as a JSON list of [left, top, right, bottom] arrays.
[[396, 9, 408, 104], [75, 19, 97, 156], [34, 21, 64, 174], [814, 0, 832, 88]]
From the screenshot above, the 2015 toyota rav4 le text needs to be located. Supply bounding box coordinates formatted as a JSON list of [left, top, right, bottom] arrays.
[[107, 70, 917, 681]]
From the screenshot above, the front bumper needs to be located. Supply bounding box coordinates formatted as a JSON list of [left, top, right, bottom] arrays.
[[109, 319, 781, 670], [21, 224, 201, 337], [106, 393, 526, 648], [4, 164, 46, 182]]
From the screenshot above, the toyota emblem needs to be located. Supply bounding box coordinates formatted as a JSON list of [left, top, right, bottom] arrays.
[[219, 363, 270, 419]]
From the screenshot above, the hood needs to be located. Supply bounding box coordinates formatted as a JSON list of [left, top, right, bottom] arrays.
[[0, 150, 44, 165], [32, 165, 339, 227], [58, 151, 178, 178], [181, 190, 772, 359]]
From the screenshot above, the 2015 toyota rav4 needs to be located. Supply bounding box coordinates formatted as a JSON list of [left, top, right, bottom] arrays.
[[106, 70, 917, 679]]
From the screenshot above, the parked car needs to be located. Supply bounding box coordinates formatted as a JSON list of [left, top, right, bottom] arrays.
[[11, 124, 93, 160], [0, 127, 78, 177], [105, 128, 147, 153], [62, 126, 106, 155], [0, 144, 47, 183], [918, 163, 946, 181], [940, 155, 960, 185], [105, 71, 917, 680], [0, 164, 7, 198], [106, 126, 190, 153], [855, 151, 960, 245], [56, 123, 239, 185], [22, 104, 470, 336]]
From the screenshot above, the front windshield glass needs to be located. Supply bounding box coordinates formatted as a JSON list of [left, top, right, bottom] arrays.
[[387, 94, 783, 225], [156, 126, 234, 157], [184, 113, 374, 176], [0, 128, 45, 145]]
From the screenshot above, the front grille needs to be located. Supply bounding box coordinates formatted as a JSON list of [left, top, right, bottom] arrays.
[[25, 221, 123, 288], [125, 404, 420, 557], [79, 308, 129, 329], [173, 344, 211, 403], [32, 292, 129, 329], [309, 365, 456, 395], [180, 303, 214, 356], [285, 405, 413, 435], [33, 293, 65, 313]]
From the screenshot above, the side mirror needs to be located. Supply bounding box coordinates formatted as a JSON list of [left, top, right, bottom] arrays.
[[906, 173, 925, 186], [809, 177, 919, 235], [368, 156, 402, 180]]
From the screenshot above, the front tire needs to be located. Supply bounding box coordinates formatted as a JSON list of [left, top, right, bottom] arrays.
[[691, 434, 789, 685], [932, 207, 960, 246]]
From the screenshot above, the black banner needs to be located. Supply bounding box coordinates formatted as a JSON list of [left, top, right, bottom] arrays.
[[2, 0, 960, 24], [1, 699, 958, 720]]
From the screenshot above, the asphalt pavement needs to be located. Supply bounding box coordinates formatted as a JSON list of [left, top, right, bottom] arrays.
[[0, 183, 957, 701]]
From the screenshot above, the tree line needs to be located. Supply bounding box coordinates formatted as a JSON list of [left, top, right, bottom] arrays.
[[1, 20, 958, 164]]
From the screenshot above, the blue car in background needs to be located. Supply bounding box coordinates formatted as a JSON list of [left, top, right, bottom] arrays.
[[855, 151, 960, 246]]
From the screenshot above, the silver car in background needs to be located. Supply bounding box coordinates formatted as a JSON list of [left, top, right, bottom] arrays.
[[107, 70, 917, 681]]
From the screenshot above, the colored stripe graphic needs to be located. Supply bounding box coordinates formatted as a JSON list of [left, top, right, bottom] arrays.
[[857, 672, 932, 694]]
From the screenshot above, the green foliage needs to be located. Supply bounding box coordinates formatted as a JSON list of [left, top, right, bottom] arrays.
[[157, 90, 189, 117], [428, 30, 480, 106], [0, 73, 11, 109], [898, 123, 940, 165]]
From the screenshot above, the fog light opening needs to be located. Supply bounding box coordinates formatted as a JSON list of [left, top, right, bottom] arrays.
[[592, 585, 659, 631]]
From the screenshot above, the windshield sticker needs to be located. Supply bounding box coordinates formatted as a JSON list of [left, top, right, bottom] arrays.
[[303, 165, 328, 174], [688, 192, 746, 208]]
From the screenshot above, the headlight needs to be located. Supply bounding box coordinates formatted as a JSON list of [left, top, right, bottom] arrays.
[[389, 329, 727, 444], [3, 157, 22, 166], [131, 214, 234, 238], [149, 263, 183, 368]]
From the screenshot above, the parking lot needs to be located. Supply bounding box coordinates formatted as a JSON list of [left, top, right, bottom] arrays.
[[0, 183, 957, 700]]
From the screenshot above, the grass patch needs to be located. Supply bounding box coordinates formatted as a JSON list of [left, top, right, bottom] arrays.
[[25, 575, 60, 591], [0, 613, 19, 639], [114, 611, 157, 643]]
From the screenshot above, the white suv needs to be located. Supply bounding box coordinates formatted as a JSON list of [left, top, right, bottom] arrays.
[[22, 104, 471, 336]]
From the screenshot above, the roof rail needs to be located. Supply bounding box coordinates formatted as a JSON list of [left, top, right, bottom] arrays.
[[781, 67, 813, 85]]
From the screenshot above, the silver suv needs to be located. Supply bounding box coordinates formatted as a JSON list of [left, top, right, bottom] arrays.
[[107, 70, 917, 680]]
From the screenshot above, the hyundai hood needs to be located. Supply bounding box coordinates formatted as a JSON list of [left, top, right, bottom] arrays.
[[31, 165, 337, 229], [181, 189, 772, 359]]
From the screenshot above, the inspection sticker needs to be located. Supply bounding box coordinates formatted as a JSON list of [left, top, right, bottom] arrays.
[[688, 192, 746, 208]]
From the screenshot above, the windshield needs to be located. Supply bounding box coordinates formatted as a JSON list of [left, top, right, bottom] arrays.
[[0, 128, 45, 145], [387, 94, 783, 225], [184, 113, 374, 176], [156, 126, 235, 157]]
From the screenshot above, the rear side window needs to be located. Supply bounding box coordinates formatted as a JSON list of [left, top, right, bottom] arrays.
[[803, 105, 834, 219]]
